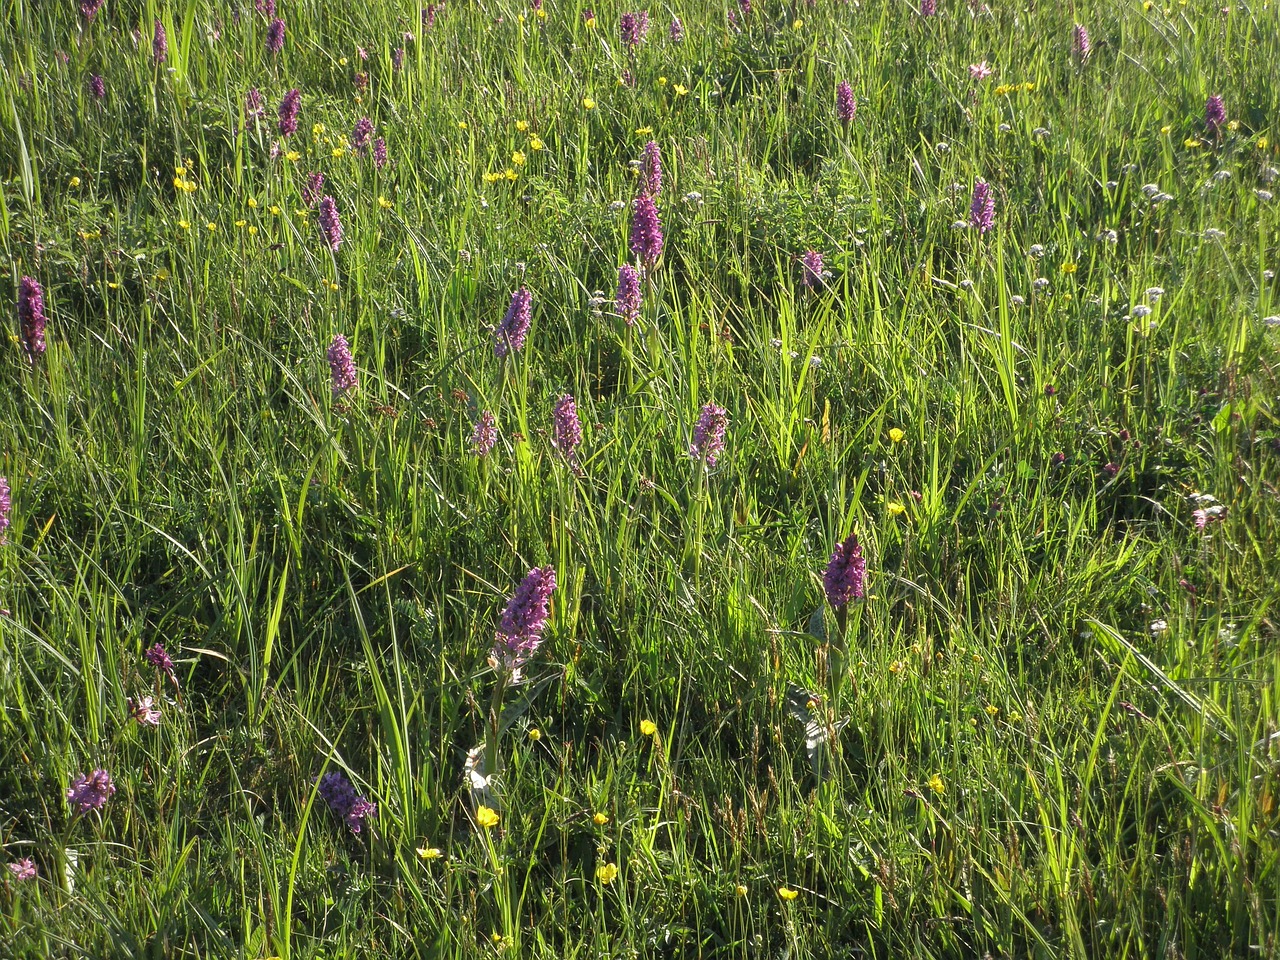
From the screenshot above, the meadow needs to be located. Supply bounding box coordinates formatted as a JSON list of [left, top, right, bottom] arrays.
[[1, 0, 1279, 956]]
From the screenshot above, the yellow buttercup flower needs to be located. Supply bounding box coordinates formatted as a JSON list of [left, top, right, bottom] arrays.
[[596, 862, 619, 884], [1060, 262, 1077, 274], [640, 719, 657, 736], [248, 225, 258, 236], [69, 176, 81, 188], [528, 727, 541, 741], [635, 126, 653, 135], [270, 205, 282, 215], [378, 195, 393, 209], [536, 7, 546, 17], [793, 18, 804, 28], [247, 196, 258, 208], [285, 150, 301, 162], [503, 168, 517, 181], [985, 704, 999, 717], [483, 171, 502, 184], [529, 136, 544, 151], [178, 220, 190, 230], [674, 84, 688, 96], [585, 15, 597, 27], [1023, 81, 1035, 92], [235, 219, 247, 228], [175, 164, 186, 176], [1227, 120, 1240, 131], [658, 76, 668, 86], [888, 427, 905, 443], [1258, 136, 1269, 150], [735, 884, 748, 897], [1160, 124, 1172, 135], [332, 146, 346, 158], [1184, 138, 1202, 148], [778, 886, 799, 901], [416, 846, 442, 859], [888, 660, 905, 674], [512, 150, 526, 166], [593, 812, 609, 825], [582, 97, 596, 109], [205, 221, 217, 232], [339, 56, 348, 66], [887, 501, 906, 516], [458, 120, 468, 130], [476, 806, 500, 828], [516, 120, 529, 132], [927, 773, 945, 794]]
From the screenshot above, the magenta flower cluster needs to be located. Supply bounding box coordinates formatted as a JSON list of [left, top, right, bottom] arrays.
[[472, 411, 497, 456], [266, 17, 286, 55], [318, 196, 343, 251], [551, 394, 582, 463], [836, 81, 856, 125], [630, 195, 664, 268], [67, 768, 116, 815], [327, 334, 358, 395], [823, 534, 866, 608], [691, 403, 729, 466], [616, 264, 642, 326], [970, 179, 995, 234], [17, 276, 46, 358], [495, 286, 533, 358], [801, 250, 826, 289], [492, 566, 557, 674], [278, 88, 302, 136], [1205, 94, 1225, 133], [1072, 24, 1091, 60], [317, 771, 378, 834], [0, 476, 10, 543], [352, 117, 374, 153], [153, 19, 167, 63]]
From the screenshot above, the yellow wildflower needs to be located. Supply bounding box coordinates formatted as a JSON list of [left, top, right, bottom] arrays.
[[887, 501, 906, 516], [1061, 262, 1077, 274], [596, 862, 619, 884], [416, 846, 442, 860], [107, 281, 119, 289], [1161, 124, 1172, 135], [927, 774, 945, 794], [735, 884, 748, 897], [269, 205, 282, 215], [248, 196, 258, 208], [593, 812, 609, 825], [332, 146, 346, 158], [285, 150, 301, 162], [1009, 710, 1023, 723], [516, 120, 529, 132], [529, 136, 544, 151], [536, 7, 546, 17], [635, 126, 653, 135], [793, 18, 804, 28], [585, 15, 597, 27], [658, 76, 668, 86], [339, 56, 348, 66], [69, 176, 81, 188], [1228, 120, 1240, 131], [640, 719, 657, 736], [985, 704, 999, 717], [1023, 81, 1035, 92], [888, 427, 905, 443], [778, 886, 799, 901], [889, 660, 905, 674], [476, 806, 500, 828], [512, 150, 526, 166], [175, 165, 186, 176], [378, 195, 393, 209], [674, 84, 688, 96], [205, 221, 217, 232], [248, 225, 258, 236], [582, 97, 596, 109], [458, 120, 468, 130], [528, 727, 541, 741], [178, 220, 190, 230], [1258, 136, 1269, 151], [503, 168, 517, 181], [483, 171, 502, 184]]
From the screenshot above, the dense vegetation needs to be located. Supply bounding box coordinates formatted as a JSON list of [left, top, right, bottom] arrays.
[[1, 0, 1278, 956]]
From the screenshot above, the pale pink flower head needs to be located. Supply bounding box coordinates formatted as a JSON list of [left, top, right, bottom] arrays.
[[969, 61, 992, 80]]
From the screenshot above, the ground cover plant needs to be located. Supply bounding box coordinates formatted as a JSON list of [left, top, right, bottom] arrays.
[[1, 0, 1279, 956]]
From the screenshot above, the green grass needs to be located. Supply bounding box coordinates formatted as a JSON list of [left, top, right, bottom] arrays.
[[1, 0, 1278, 956]]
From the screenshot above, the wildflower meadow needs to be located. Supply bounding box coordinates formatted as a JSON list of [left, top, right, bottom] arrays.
[[2, 0, 1279, 956]]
